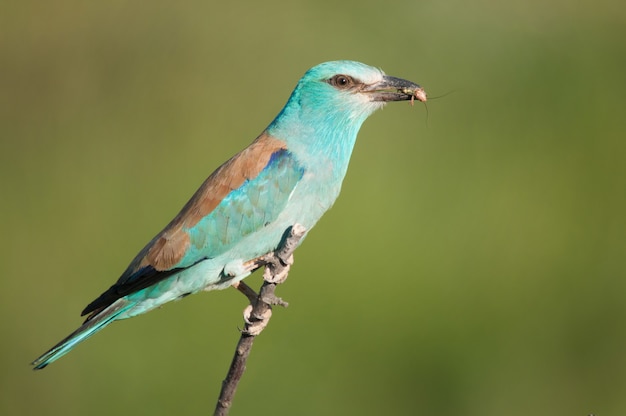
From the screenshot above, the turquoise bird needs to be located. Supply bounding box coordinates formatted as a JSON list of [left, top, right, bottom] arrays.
[[32, 60, 426, 369]]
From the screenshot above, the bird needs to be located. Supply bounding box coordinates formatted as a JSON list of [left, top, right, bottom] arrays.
[[32, 60, 426, 369]]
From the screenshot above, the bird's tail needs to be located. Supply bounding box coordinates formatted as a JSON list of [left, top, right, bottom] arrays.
[[32, 298, 133, 370]]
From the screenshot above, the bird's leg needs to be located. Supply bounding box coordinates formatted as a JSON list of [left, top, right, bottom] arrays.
[[230, 224, 306, 335], [261, 223, 304, 284], [232, 281, 258, 303]]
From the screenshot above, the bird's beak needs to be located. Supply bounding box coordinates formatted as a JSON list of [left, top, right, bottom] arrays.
[[364, 75, 427, 103]]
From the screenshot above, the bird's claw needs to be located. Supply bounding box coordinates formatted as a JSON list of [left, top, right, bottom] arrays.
[[242, 304, 272, 336], [263, 256, 292, 284], [262, 246, 294, 284]]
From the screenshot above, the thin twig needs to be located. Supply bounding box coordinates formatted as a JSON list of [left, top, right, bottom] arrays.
[[213, 224, 306, 416]]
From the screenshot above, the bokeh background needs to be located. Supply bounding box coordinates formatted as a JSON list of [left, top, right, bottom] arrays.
[[2, 1, 625, 415]]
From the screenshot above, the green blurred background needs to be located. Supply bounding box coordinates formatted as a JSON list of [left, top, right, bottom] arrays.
[[2, 0, 625, 414]]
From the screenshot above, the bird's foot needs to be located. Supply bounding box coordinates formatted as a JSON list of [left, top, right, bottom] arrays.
[[263, 222, 305, 283], [231, 224, 305, 337], [263, 253, 293, 284], [242, 304, 272, 336], [233, 280, 289, 308]]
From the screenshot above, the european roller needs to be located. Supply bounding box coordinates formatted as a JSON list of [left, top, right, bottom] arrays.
[[32, 60, 426, 369]]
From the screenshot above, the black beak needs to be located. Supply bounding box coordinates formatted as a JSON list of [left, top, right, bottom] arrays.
[[365, 75, 427, 102]]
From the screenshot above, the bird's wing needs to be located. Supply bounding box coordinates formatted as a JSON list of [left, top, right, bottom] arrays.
[[82, 133, 304, 317]]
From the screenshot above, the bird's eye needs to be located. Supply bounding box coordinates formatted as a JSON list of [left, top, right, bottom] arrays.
[[329, 74, 355, 89]]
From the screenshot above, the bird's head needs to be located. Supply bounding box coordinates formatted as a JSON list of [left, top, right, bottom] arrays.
[[268, 61, 425, 141], [266, 61, 425, 173], [300, 60, 425, 111]]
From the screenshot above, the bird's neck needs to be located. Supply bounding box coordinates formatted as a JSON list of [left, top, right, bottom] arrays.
[[267, 109, 365, 183]]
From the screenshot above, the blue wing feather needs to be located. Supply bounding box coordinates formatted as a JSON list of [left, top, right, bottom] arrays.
[[181, 149, 303, 265], [82, 149, 303, 316]]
